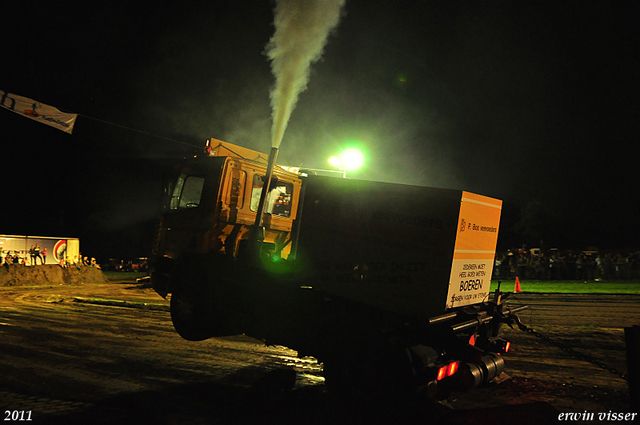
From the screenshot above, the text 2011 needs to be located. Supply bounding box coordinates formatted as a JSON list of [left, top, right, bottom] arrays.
[[4, 411, 32, 421]]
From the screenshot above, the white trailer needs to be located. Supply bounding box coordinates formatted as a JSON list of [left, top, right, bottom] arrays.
[[0, 234, 80, 265]]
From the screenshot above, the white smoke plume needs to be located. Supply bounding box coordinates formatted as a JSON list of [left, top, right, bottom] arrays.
[[266, 0, 345, 148]]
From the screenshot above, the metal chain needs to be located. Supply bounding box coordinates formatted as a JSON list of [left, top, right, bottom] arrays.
[[514, 319, 627, 380]]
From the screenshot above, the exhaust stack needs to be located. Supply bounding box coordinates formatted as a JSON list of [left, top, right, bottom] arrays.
[[250, 147, 279, 256]]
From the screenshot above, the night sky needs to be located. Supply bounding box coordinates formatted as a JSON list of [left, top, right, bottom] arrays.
[[2, 0, 639, 261]]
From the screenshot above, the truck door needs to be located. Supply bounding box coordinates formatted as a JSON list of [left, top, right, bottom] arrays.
[[156, 158, 226, 259]]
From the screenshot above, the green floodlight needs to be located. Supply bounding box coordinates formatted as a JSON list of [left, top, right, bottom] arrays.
[[339, 147, 365, 171]]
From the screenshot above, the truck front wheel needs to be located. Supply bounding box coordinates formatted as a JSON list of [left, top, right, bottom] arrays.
[[170, 287, 215, 341], [169, 257, 215, 341]]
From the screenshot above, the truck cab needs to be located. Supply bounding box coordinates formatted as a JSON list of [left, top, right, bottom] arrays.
[[152, 140, 302, 298]]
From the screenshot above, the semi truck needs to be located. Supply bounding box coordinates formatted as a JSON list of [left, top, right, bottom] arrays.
[[150, 139, 526, 399]]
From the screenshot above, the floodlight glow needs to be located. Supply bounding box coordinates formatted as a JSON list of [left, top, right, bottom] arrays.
[[328, 156, 341, 168], [339, 148, 365, 171]]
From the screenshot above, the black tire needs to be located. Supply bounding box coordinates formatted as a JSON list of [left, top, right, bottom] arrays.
[[169, 257, 215, 341], [170, 287, 215, 341], [169, 255, 251, 340]]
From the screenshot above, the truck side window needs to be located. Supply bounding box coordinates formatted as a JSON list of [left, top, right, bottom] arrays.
[[170, 174, 205, 210], [226, 169, 246, 209], [250, 174, 293, 218]]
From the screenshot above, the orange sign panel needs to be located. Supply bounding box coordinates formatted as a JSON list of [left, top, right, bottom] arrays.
[[446, 191, 502, 309]]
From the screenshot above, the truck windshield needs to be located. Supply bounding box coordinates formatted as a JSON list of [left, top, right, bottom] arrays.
[[170, 174, 205, 209], [250, 174, 292, 218]]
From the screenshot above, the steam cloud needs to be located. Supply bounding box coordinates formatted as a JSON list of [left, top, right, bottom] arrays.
[[266, 0, 345, 148]]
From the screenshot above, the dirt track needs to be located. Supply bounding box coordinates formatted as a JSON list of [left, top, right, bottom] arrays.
[[0, 265, 108, 287], [0, 270, 637, 423]]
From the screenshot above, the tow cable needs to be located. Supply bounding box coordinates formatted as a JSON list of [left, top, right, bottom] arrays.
[[509, 314, 627, 380]]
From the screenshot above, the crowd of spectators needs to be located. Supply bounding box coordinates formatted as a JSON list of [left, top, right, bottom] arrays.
[[0, 249, 26, 269], [0, 248, 99, 270], [58, 254, 100, 269], [494, 248, 640, 281]]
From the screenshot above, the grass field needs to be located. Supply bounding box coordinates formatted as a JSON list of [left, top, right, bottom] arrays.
[[490, 279, 640, 294], [101, 271, 640, 295], [103, 271, 147, 282]]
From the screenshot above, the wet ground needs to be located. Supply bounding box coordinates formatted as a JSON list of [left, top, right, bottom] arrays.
[[0, 273, 638, 424]]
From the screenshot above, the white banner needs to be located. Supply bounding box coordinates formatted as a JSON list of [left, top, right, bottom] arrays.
[[0, 90, 77, 134]]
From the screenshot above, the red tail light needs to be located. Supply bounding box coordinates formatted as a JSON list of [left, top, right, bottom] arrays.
[[437, 361, 460, 381], [492, 338, 511, 355], [468, 334, 476, 346], [447, 361, 459, 376]]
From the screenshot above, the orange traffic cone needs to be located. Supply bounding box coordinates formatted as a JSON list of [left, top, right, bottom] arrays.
[[515, 276, 522, 293]]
